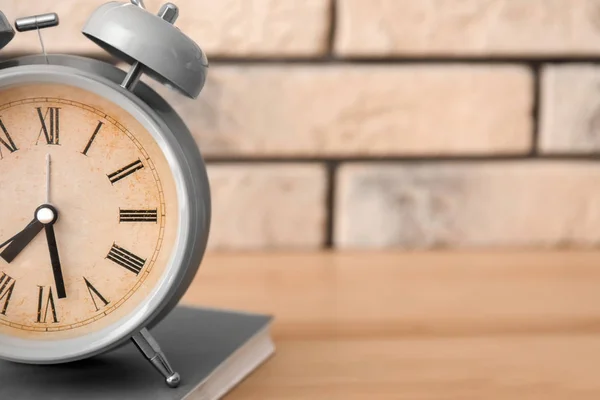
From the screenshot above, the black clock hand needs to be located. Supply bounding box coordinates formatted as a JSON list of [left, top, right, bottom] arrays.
[[0, 218, 44, 263], [1, 154, 55, 263], [44, 223, 66, 299], [39, 155, 66, 298]]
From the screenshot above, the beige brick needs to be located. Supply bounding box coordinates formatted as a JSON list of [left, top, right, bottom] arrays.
[[335, 0, 600, 57], [335, 162, 600, 249], [540, 65, 600, 153], [157, 65, 533, 157], [170, 0, 330, 57], [1, 0, 330, 57], [206, 164, 327, 250]]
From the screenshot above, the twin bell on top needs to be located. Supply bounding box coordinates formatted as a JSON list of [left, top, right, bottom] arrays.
[[0, 0, 208, 99]]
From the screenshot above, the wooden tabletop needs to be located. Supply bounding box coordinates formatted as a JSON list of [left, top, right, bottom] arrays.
[[181, 251, 600, 400]]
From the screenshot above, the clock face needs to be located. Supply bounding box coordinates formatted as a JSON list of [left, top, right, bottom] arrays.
[[0, 83, 178, 341]]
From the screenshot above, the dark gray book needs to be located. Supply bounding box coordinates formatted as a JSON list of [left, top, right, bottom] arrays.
[[0, 306, 275, 400]]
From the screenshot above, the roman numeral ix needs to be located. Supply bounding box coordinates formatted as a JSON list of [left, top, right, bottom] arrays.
[[107, 159, 144, 185], [106, 244, 146, 275], [0, 118, 17, 159], [36, 286, 58, 323], [84, 277, 110, 312], [0, 272, 15, 316], [36, 107, 60, 145], [119, 209, 158, 223]]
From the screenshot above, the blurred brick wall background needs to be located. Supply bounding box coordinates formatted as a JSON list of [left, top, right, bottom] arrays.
[[3, 0, 600, 250]]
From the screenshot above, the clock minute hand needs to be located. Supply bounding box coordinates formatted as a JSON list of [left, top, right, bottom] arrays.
[[44, 223, 66, 299], [0, 218, 44, 263], [42, 153, 66, 298]]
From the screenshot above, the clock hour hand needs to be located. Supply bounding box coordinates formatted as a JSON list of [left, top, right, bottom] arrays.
[[1, 154, 55, 264], [0, 218, 44, 263], [44, 223, 66, 299]]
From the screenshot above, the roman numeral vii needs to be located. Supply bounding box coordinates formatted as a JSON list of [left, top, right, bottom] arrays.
[[36, 286, 59, 323]]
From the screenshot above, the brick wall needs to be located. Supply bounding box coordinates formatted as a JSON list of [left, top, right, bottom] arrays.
[[3, 0, 600, 250]]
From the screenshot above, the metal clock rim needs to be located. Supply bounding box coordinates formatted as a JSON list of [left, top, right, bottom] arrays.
[[0, 63, 209, 364]]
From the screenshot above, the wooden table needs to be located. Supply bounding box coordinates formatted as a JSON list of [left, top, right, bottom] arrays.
[[181, 251, 600, 399]]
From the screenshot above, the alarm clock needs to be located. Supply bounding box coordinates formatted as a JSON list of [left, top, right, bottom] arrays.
[[0, 0, 211, 388]]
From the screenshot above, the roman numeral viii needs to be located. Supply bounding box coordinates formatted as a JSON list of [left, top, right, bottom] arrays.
[[36, 286, 58, 323], [84, 277, 109, 312], [36, 107, 60, 145], [107, 159, 144, 185], [0, 119, 17, 159], [106, 244, 146, 275], [119, 209, 158, 223], [0, 272, 15, 316]]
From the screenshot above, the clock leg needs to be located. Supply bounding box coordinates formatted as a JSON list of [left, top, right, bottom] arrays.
[[131, 327, 181, 388]]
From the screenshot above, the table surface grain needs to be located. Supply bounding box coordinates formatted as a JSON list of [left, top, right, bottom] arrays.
[[181, 251, 600, 400]]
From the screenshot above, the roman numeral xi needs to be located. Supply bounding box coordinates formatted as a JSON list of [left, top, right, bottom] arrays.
[[0, 119, 17, 159]]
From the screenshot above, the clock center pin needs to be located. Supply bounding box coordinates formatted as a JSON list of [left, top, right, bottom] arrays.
[[35, 207, 54, 225]]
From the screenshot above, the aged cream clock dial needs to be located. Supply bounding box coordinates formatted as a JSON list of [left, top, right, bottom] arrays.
[[0, 83, 178, 338]]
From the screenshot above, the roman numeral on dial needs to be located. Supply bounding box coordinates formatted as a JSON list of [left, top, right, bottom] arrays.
[[106, 244, 146, 275], [82, 121, 103, 156], [36, 286, 58, 323], [107, 159, 144, 185], [119, 209, 158, 223], [84, 277, 109, 311], [36, 107, 60, 145], [0, 119, 17, 159], [0, 272, 15, 316]]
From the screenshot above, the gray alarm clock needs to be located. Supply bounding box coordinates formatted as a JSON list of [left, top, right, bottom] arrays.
[[0, 1, 210, 388]]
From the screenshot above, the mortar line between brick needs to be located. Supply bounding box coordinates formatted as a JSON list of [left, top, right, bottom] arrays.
[[530, 64, 542, 156], [325, 0, 338, 57], [205, 154, 600, 164], [6, 53, 600, 65], [163, 57, 600, 65], [324, 161, 338, 249]]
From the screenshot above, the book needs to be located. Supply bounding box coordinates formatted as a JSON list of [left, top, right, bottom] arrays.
[[0, 306, 275, 400]]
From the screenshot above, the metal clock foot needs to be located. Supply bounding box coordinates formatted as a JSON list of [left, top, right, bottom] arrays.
[[131, 328, 181, 388]]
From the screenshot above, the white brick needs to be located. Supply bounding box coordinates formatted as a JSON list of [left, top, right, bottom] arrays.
[[207, 164, 327, 250], [335, 162, 600, 249], [162, 65, 533, 156], [336, 0, 600, 57], [540, 65, 600, 153], [2, 0, 330, 57]]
